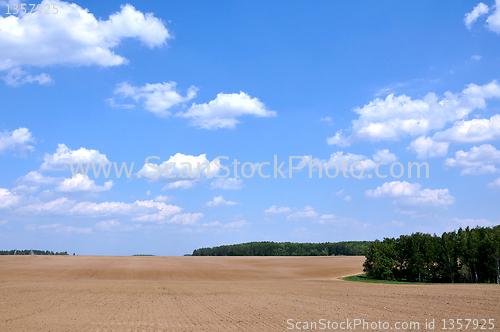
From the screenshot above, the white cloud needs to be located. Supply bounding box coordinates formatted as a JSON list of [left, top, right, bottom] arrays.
[[40, 144, 109, 172], [486, 0, 500, 32], [367, 181, 421, 197], [465, 3, 489, 29], [444, 144, 500, 175], [299, 150, 397, 177], [16, 198, 183, 221], [0, 2, 170, 72], [205, 196, 238, 207], [327, 81, 500, 146], [320, 117, 333, 123], [162, 180, 196, 190], [365, 181, 455, 207], [0, 219, 8, 226], [165, 213, 204, 225], [55, 174, 114, 192], [176, 92, 276, 129], [433, 114, 500, 144], [95, 220, 141, 232], [0, 188, 21, 208], [114, 82, 197, 117], [372, 149, 398, 163], [210, 178, 243, 190], [12, 171, 61, 193], [137, 153, 221, 183], [408, 136, 450, 159], [487, 177, 500, 188], [323, 152, 376, 172], [471, 55, 482, 61], [0, 127, 34, 155], [264, 205, 291, 214], [25, 223, 92, 234], [287, 206, 319, 220], [2, 67, 52, 86], [343, 195, 352, 202], [153, 195, 175, 202]]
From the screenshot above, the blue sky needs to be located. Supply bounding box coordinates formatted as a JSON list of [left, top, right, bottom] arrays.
[[1, 0, 500, 255]]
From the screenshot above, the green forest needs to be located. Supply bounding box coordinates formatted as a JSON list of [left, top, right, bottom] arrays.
[[363, 225, 500, 284], [192, 241, 370, 256], [0, 249, 69, 255]]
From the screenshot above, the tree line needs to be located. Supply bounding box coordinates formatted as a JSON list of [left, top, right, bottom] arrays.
[[363, 225, 500, 283], [0, 249, 69, 255], [192, 241, 370, 256]]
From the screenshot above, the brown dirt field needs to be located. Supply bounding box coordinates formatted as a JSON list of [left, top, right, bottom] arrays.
[[0, 256, 498, 331]]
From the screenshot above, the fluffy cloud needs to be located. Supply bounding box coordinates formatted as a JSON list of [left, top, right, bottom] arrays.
[[0, 2, 170, 71], [165, 213, 204, 225], [40, 144, 109, 172], [137, 153, 222, 185], [0, 188, 21, 208], [327, 81, 500, 146], [25, 223, 92, 234], [12, 171, 61, 193], [372, 149, 398, 163], [296, 150, 397, 178], [486, 0, 500, 32], [16, 198, 183, 220], [465, 3, 489, 29], [2, 67, 52, 86], [162, 180, 197, 190], [55, 174, 114, 192], [210, 178, 243, 190], [444, 144, 500, 175], [153, 195, 175, 202], [264, 205, 291, 214], [432, 114, 500, 144], [287, 206, 319, 220], [176, 92, 276, 129], [487, 177, 500, 188], [365, 181, 455, 207], [314, 150, 396, 174], [205, 196, 238, 207], [408, 136, 450, 159], [135, 208, 203, 224], [0, 127, 34, 155], [114, 82, 198, 117]]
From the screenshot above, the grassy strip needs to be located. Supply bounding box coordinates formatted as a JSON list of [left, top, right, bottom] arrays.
[[341, 274, 439, 285]]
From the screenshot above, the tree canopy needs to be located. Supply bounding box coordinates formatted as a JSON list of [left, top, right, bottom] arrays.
[[363, 225, 500, 283], [192, 241, 370, 256]]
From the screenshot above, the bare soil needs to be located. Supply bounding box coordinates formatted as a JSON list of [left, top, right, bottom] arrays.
[[0, 256, 498, 331]]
